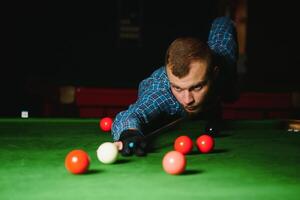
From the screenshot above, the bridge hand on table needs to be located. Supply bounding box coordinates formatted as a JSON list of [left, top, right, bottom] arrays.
[[115, 130, 147, 157]]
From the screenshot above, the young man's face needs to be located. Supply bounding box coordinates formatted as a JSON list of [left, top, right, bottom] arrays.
[[167, 60, 212, 115]]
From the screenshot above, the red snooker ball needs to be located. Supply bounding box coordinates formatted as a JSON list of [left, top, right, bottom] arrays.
[[162, 151, 186, 175], [196, 134, 214, 153], [65, 149, 90, 174], [99, 117, 113, 132], [174, 135, 193, 155]]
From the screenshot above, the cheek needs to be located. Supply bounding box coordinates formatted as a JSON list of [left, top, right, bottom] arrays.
[[171, 89, 183, 103], [194, 87, 209, 103]]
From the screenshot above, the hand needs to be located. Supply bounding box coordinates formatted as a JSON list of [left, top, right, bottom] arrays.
[[119, 130, 147, 156]]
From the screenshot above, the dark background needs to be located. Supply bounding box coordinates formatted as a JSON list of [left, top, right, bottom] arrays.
[[1, 0, 300, 116]]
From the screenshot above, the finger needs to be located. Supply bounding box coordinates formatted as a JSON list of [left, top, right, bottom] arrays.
[[121, 146, 133, 156], [135, 146, 146, 157], [114, 141, 123, 151]]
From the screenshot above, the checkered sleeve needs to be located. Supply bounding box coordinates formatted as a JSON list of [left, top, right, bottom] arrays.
[[208, 16, 238, 64], [111, 69, 181, 141], [111, 89, 178, 141]]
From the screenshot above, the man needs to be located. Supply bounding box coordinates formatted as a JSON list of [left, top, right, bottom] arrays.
[[112, 16, 238, 156]]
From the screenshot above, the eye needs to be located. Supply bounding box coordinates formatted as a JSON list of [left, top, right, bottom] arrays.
[[172, 85, 182, 92], [190, 83, 205, 92], [191, 81, 207, 92], [193, 85, 203, 91]]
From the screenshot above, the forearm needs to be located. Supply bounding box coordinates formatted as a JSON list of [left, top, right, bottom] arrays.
[[111, 111, 143, 141], [208, 16, 238, 64]]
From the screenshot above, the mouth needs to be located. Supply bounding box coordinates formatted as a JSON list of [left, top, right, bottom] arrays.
[[185, 106, 197, 112]]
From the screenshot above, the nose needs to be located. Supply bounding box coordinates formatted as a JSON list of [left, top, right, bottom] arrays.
[[182, 90, 194, 106]]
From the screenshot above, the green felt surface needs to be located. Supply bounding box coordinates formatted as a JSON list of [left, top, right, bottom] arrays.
[[0, 118, 300, 200]]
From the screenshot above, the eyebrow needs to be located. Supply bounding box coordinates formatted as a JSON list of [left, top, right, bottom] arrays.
[[170, 80, 207, 90]]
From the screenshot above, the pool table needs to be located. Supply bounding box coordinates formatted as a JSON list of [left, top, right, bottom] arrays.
[[0, 118, 300, 200]]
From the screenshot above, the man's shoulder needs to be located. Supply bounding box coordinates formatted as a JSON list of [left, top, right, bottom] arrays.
[[141, 66, 169, 86], [138, 66, 171, 96], [150, 66, 167, 79]]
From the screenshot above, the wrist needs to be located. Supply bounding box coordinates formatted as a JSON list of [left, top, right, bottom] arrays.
[[120, 129, 143, 140]]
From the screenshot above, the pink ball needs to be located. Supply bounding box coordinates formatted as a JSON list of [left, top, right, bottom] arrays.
[[162, 151, 186, 175]]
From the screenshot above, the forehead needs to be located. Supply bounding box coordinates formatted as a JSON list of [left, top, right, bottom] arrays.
[[167, 60, 208, 88]]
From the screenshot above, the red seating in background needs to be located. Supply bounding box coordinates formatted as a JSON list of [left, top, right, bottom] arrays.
[[43, 87, 299, 119], [75, 87, 137, 118], [222, 92, 293, 119], [223, 93, 292, 109], [74, 88, 297, 119]]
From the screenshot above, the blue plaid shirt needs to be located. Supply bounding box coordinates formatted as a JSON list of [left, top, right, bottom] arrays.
[[111, 16, 238, 141]]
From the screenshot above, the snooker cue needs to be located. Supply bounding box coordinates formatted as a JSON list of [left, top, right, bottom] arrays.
[[114, 116, 186, 151]]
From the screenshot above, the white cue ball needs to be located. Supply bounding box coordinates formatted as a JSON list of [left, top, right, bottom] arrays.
[[96, 142, 118, 164]]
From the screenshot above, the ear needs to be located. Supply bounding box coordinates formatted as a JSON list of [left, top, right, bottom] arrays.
[[212, 66, 219, 80]]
